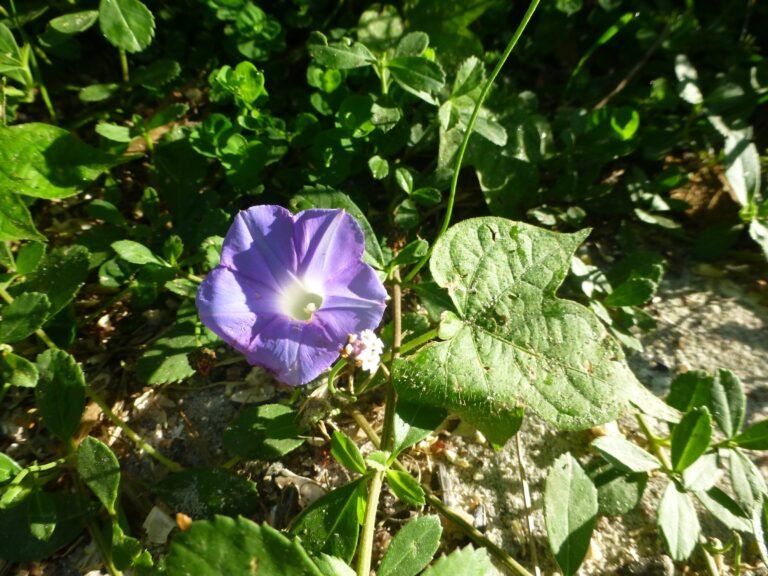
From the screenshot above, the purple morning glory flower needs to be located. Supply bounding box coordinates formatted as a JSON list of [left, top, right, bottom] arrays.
[[196, 205, 387, 386]]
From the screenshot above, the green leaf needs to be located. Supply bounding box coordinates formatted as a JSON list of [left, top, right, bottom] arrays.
[[411, 187, 442, 206], [544, 453, 597, 576], [111, 240, 166, 266], [0, 351, 38, 388], [748, 219, 768, 260], [391, 239, 429, 268], [589, 463, 646, 517], [452, 56, 485, 98], [330, 431, 366, 474], [0, 452, 22, 483], [49, 11, 99, 34], [733, 420, 768, 450], [15, 242, 46, 275], [395, 167, 414, 193], [290, 186, 385, 269], [392, 402, 447, 457], [134, 59, 181, 89], [695, 487, 751, 532], [681, 453, 719, 492], [368, 155, 389, 180], [76, 437, 120, 515], [79, 83, 120, 102], [12, 245, 90, 318], [165, 516, 323, 576], [314, 555, 355, 576], [112, 523, 152, 570], [590, 436, 661, 473], [0, 490, 86, 562], [156, 469, 261, 518], [0, 23, 25, 84], [96, 122, 133, 143], [378, 515, 441, 576], [752, 500, 768, 566], [657, 482, 700, 561], [387, 56, 445, 104], [394, 198, 421, 230], [308, 33, 375, 69], [223, 403, 305, 460], [670, 407, 712, 471], [0, 189, 46, 242], [0, 123, 122, 199], [395, 32, 430, 57], [99, 0, 155, 53], [394, 219, 634, 443], [24, 492, 56, 541], [386, 470, 425, 506], [34, 350, 86, 441], [729, 448, 767, 514], [289, 478, 366, 563], [724, 135, 760, 207], [710, 369, 746, 438], [135, 306, 215, 385], [666, 370, 712, 412], [0, 292, 50, 343], [421, 545, 498, 576]]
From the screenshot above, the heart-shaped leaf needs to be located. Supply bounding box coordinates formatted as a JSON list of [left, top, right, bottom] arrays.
[[395, 218, 634, 443]]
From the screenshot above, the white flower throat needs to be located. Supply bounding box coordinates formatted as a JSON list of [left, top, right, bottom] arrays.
[[281, 278, 324, 321]]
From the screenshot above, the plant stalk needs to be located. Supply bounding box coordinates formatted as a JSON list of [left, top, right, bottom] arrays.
[[119, 49, 130, 83], [402, 0, 542, 284], [357, 470, 384, 576]]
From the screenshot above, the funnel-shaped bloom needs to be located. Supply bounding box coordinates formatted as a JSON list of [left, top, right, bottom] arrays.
[[196, 205, 387, 385]]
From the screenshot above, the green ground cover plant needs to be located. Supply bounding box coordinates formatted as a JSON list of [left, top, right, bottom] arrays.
[[1, 0, 767, 574]]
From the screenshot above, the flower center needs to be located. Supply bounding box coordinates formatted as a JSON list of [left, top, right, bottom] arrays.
[[282, 280, 324, 322]]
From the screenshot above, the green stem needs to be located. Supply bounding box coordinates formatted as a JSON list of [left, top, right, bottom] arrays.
[[0, 382, 10, 405], [327, 358, 349, 396], [636, 414, 672, 470], [355, 274, 402, 574], [380, 275, 402, 451], [348, 410, 533, 576], [119, 49, 130, 83], [356, 471, 384, 576], [402, 0, 542, 284], [1, 76, 6, 127]]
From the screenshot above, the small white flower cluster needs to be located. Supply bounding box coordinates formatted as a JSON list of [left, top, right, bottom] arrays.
[[342, 329, 384, 372]]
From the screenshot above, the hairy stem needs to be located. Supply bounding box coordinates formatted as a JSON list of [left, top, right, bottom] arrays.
[[402, 0, 542, 284], [380, 273, 401, 451], [357, 471, 384, 576]]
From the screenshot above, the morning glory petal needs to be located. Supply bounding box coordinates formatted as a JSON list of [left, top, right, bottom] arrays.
[[293, 209, 364, 287], [220, 205, 297, 287], [196, 266, 282, 351], [247, 316, 341, 386]]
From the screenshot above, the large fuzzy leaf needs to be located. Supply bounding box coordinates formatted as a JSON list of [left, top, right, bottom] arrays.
[[395, 218, 635, 443]]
